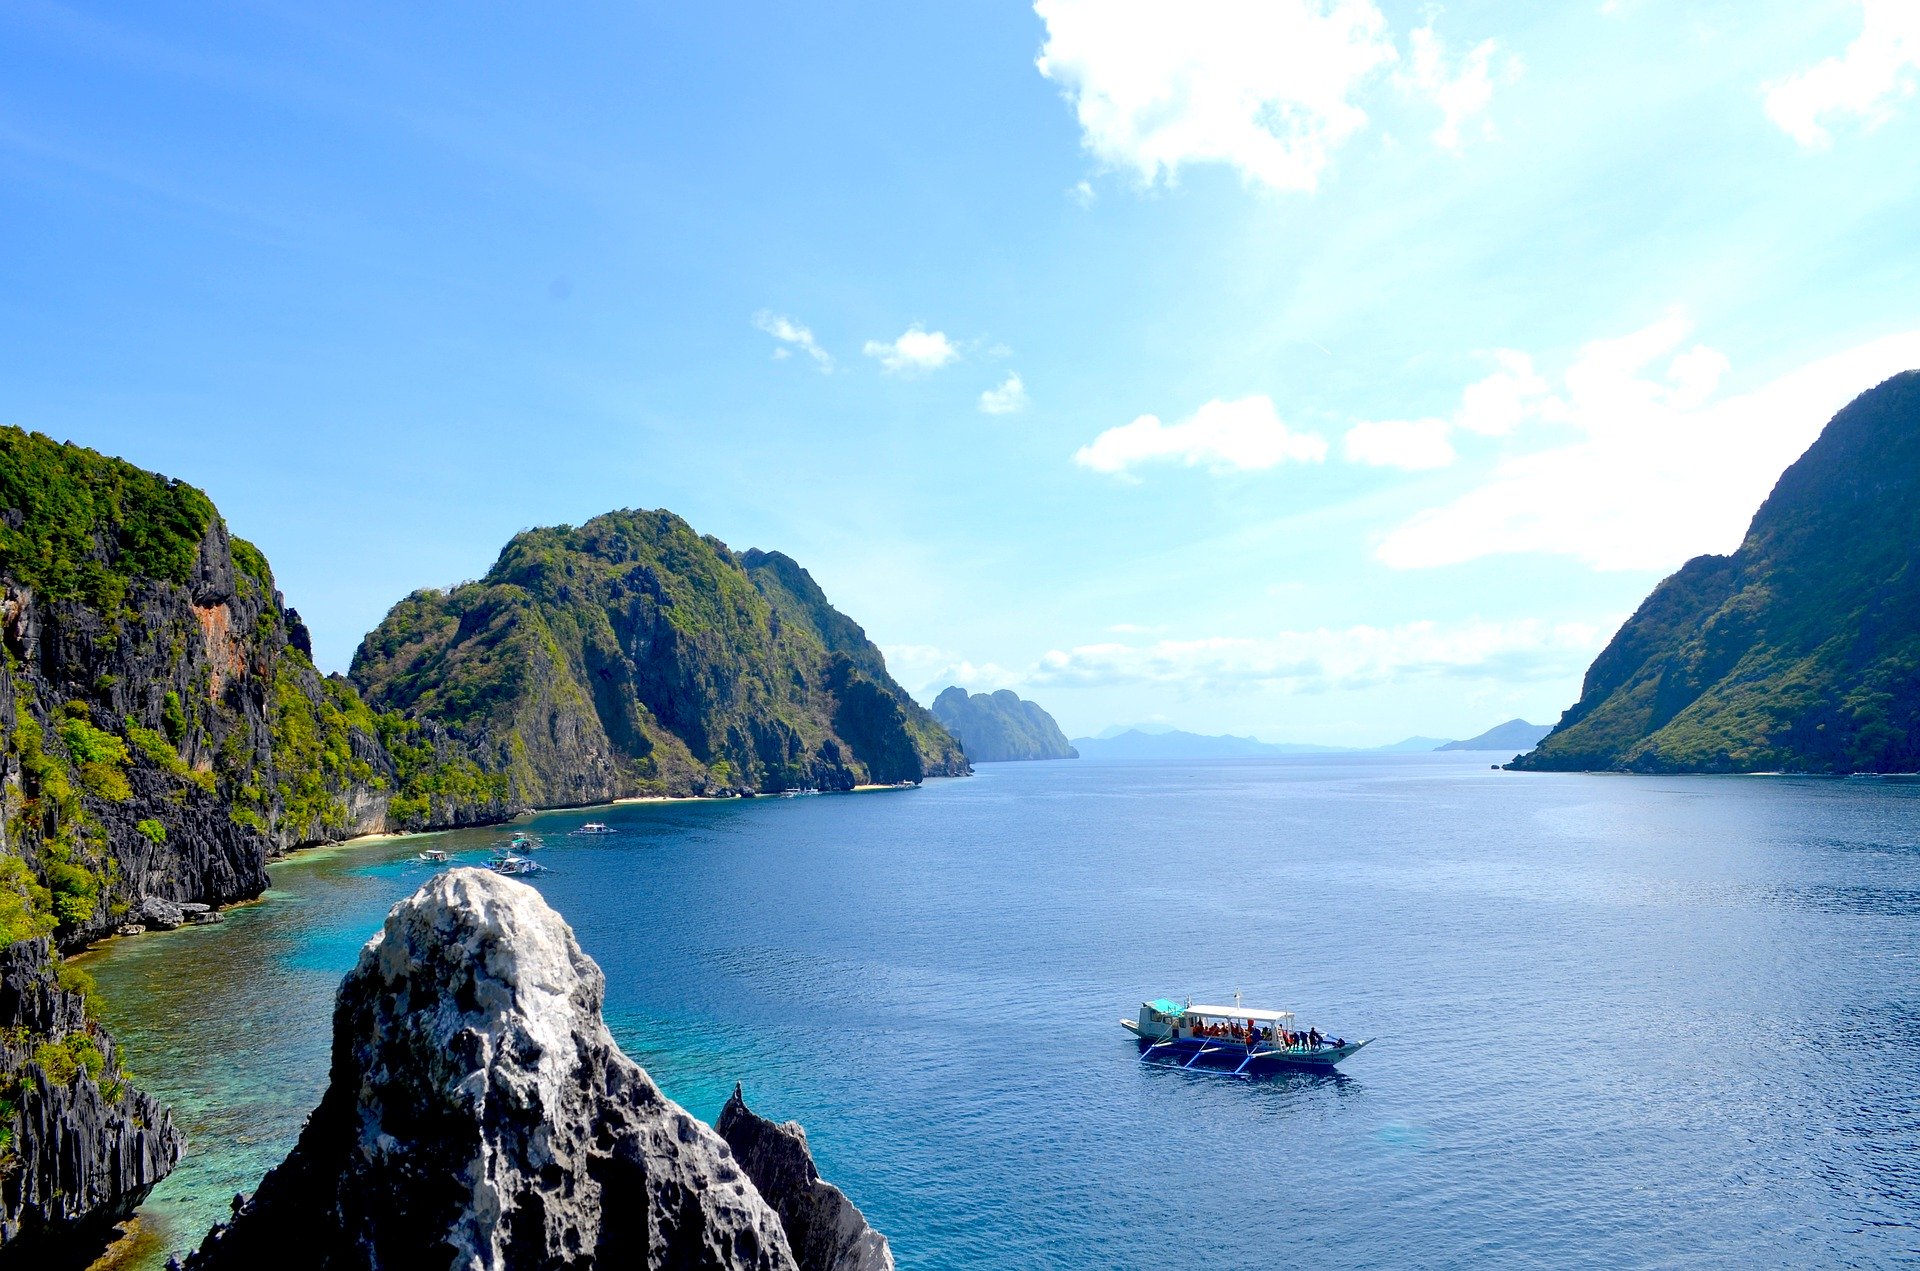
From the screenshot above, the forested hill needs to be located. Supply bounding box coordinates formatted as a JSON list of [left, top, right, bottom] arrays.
[[931, 687, 1078, 762], [351, 510, 967, 802], [1516, 371, 1920, 773]]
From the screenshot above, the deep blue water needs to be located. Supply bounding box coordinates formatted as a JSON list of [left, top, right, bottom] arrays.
[[84, 755, 1920, 1267]]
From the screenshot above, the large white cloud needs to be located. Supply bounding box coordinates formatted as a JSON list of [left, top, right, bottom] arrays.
[[1343, 416, 1455, 470], [1026, 618, 1606, 693], [1765, 0, 1920, 148], [1375, 320, 1920, 571], [1033, 1, 1510, 192], [1074, 395, 1328, 476], [863, 326, 959, 373]]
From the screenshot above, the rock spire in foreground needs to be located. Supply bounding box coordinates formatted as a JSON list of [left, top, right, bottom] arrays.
[[718, 1086, 893, 1271], [185, 868, 875, 1270]]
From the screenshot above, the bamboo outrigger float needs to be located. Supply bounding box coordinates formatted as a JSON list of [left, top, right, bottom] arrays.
[[1122, 995, 1369, 1074]]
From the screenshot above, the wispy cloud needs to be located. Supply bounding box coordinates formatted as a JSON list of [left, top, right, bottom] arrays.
[[1398, 21, 1516, 153], [1075, 396, 1328, 477], [881, 644, 1022, 699], [752, 310, 833, 370], [1027, 619, 1607, 693], [979, 373, 1029, 415], [863, 326, 959, 374], [1765, 0, 1920, 148], [1374, 319, 1920, 571]]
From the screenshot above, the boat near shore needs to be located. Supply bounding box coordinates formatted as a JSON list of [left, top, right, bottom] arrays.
[[1123, 997, 1369, 1073]]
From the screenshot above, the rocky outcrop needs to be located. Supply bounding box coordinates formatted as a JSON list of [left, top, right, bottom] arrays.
[[1518, 371, 1920, 773], [184, 869, 845, 1270], [0, 938, 181, 1264], [930, 687, 1077, 763], [351, 511, 969, 801], [717, 1086, 892, 1271]]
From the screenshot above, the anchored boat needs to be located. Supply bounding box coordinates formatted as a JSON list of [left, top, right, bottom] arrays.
[[1122, 996, 1369, 1074], [571, 822, 615, 836]]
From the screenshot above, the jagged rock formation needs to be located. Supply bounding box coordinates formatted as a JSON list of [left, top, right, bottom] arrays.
[[718, 1086, 892, 1271], [0, 937, 181, 1264], [1437, 719, 1550, 753], [1518, 371, 1920, 772], [186, 870, 892, 1270], [351, 511, 968, 800], [930, 687, 1077, 763]]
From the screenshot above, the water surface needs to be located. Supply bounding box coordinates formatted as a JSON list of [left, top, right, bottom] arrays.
[[84, 755, 1920, 1267]]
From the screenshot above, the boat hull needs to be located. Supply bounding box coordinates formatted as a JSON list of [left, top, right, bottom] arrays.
[[1127, 1027, 1368, 1073]]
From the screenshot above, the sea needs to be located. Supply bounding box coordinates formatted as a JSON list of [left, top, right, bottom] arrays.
[[80, 753, 1920, 1268]]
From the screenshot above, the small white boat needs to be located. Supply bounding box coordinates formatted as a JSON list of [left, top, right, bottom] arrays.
[[488, 855, 544, 876], [1122, 996, 1369, 1073], [571, 822, 615, 835], [417, 849, 450, 865], [778, 787, 822, 798], [506, 832, 543, 851]]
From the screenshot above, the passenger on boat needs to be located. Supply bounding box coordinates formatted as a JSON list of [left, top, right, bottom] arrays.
[[1309, 1027, 1322, 1048]]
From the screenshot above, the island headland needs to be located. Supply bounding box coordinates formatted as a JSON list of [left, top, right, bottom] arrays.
[[929, 686, 1077, 762], [1516, 371, 1920, 774]]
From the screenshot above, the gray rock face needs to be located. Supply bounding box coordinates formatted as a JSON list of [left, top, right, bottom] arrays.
[[185, 869, 801, 1270], [0, 938, 182, 1261], [930, 687, 1078, 763], [717, 1087, 893, 1271]]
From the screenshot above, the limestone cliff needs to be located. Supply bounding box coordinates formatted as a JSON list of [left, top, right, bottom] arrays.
[[930, 687, 1077, 762], [1517, 371, 1920, 773], [185, 870, 890, 1270], [718, 1086, 892, 1271], [351, 511, 969, 800], [0, 937, 180, 1264]]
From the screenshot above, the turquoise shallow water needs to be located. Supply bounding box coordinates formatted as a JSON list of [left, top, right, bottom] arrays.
[[83, 755, 1920, 1267]]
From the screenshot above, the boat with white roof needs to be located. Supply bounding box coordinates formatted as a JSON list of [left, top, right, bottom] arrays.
[[1122, 994, 1369, 1074]]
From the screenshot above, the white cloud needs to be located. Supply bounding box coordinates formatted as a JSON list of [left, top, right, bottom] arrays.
[[1456, 350, 1560, 436], [863, 326, 959, 374], [752, 310, 833, 370], [1075, 395, 1329, 476], [1034, 0, 1398, 193], [1027, 619, 1607, 693], [1343, 416, 1456, 470], [1069, 180, 1097, 206], [1375, 319, 1920, 571], [979, 373, 1029, 415], [1765, 1, 1920, 148], [881, 644, 1021, 700], [1398, 22, 1512, 152]]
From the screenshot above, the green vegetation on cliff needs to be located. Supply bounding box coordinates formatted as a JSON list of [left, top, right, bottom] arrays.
[[353, 510, 968, 800], [1518, 371, 1920, 773]]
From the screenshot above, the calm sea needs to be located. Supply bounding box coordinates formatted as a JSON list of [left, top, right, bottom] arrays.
[[82, 754, 1920, 1268]]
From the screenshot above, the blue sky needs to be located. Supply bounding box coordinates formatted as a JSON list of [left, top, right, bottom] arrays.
[[5, 0, 1919, 743]]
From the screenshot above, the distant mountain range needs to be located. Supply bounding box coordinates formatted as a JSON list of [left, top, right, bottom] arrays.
[[1069, 726, 1531, 759]]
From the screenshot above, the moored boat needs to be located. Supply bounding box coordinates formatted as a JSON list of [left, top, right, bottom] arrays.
[[417, 849, 450, 865], [488, 854, 544, 876], [571, 821, 615, 835], [1122, 996, 1368, 1073]]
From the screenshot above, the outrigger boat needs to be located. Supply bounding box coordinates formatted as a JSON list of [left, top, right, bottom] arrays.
[[571, 822, 615, 835], [488, 854, 543, 877], [1123, 996, 1369, 1074], [503, 832, 543, 851], [416, 848, 450, 865]]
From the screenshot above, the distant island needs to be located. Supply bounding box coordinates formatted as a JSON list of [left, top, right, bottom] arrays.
[[1438, 720, 1552, 753], [1517, 371, 1920, 774], [930, 687, 1077, 762]]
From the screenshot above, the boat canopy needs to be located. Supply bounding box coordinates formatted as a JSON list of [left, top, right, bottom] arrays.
[[1186, 1004, 1294, 1022], [1146, 998, 1184, 1016]]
